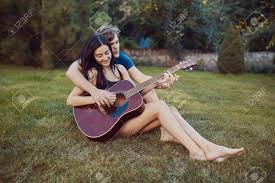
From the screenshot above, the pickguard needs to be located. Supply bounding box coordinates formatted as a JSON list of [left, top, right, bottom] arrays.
[[109, 101, 129, 118]]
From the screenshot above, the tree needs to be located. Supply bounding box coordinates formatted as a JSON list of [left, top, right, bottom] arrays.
[[217, 24, 245, 74]]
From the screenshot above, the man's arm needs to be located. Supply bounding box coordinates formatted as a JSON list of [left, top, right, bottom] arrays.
[[118, 52, 150, 83], [120, 51, 172, 85], [118, 65, 156, 96], [128, 66, 176, 88], [128, 66, 151, 83], [66, 60, 97, 93], [120, 52, 177, 102], [127, 66, 178, 102]]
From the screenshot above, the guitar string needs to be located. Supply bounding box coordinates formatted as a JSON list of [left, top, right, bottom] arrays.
[[123, 64, 181, 98]]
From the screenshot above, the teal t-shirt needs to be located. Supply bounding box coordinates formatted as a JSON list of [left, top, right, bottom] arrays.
[[114, 51, 135, 70]]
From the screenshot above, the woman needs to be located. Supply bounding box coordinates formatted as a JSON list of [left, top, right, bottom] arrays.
[[67, 34, 245, 162]]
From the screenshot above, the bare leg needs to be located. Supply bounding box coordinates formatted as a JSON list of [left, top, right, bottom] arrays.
[[169, 106, 245, 161], [137, 119, 181, 144], [138, 119, 160, 134], [129, 104, 244, 161], [119, 101, 207, 160], [159, 126, 181, 143], [140, 90, 244, 161], [142, 90, 180, 143]]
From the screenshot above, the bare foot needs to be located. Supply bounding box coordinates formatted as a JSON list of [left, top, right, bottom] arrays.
[[189, 150, 207, 161], [214, 148, 245, 162], [214, 154, 241, 163], [214, 155, 240, 162], [205, 146, 245, 161], [214, 157, 226, 162]]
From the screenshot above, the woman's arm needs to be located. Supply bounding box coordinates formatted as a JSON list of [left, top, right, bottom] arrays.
[[66, 86, 96, 107]]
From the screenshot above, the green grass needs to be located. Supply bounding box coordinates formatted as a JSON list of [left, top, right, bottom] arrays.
[[0, 64, 275, 182]]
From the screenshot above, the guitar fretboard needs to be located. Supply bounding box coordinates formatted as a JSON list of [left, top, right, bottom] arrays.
[[124, 64, 180, 98]]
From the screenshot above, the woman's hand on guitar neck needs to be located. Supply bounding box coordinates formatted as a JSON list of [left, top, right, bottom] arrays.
[[90, 89, 116, 111], [156, 72, 179, 89]]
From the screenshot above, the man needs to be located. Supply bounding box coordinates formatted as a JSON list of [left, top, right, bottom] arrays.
[[66, 25, 177, 107]]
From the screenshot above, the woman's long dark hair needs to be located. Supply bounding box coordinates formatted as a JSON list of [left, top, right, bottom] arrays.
[[79, 34, 120, 89]]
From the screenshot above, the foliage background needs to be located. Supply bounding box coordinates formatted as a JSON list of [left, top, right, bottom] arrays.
[[1, 0, 274, 68]]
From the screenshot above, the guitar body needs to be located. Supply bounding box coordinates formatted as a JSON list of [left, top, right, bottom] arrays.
[[73, 80, 145, 142]]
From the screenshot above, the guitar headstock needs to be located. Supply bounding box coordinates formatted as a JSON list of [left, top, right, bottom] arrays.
[[177, 59, 197, 71]]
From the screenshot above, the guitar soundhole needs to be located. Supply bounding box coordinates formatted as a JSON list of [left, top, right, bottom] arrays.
[[114, 93, 126, 107]]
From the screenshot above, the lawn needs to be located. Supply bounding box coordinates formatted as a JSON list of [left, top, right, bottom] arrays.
[[0, 64, 274, 183]]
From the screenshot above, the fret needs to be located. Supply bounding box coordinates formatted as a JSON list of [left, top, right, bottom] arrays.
[[124, 64, 182, 98]]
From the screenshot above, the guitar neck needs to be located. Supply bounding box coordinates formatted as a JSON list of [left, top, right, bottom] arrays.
[[124, 64, 181, 98]]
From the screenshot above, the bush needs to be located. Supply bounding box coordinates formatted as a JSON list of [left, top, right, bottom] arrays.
[[217, 24, 245, 74], [0, 37, 30, 65], [196, 58, 204, 71]]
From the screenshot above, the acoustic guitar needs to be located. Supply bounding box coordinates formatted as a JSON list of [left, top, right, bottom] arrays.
[[73, 60, 197, 142]]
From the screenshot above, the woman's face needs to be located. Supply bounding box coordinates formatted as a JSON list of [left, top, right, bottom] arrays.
[[93, 44, 112, 67]]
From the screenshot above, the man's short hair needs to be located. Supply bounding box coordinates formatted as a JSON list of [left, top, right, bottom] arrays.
[[96, 25, 121, 42]]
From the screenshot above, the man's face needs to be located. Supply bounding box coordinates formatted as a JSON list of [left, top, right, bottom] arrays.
[[109, 34, 120, 58]]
